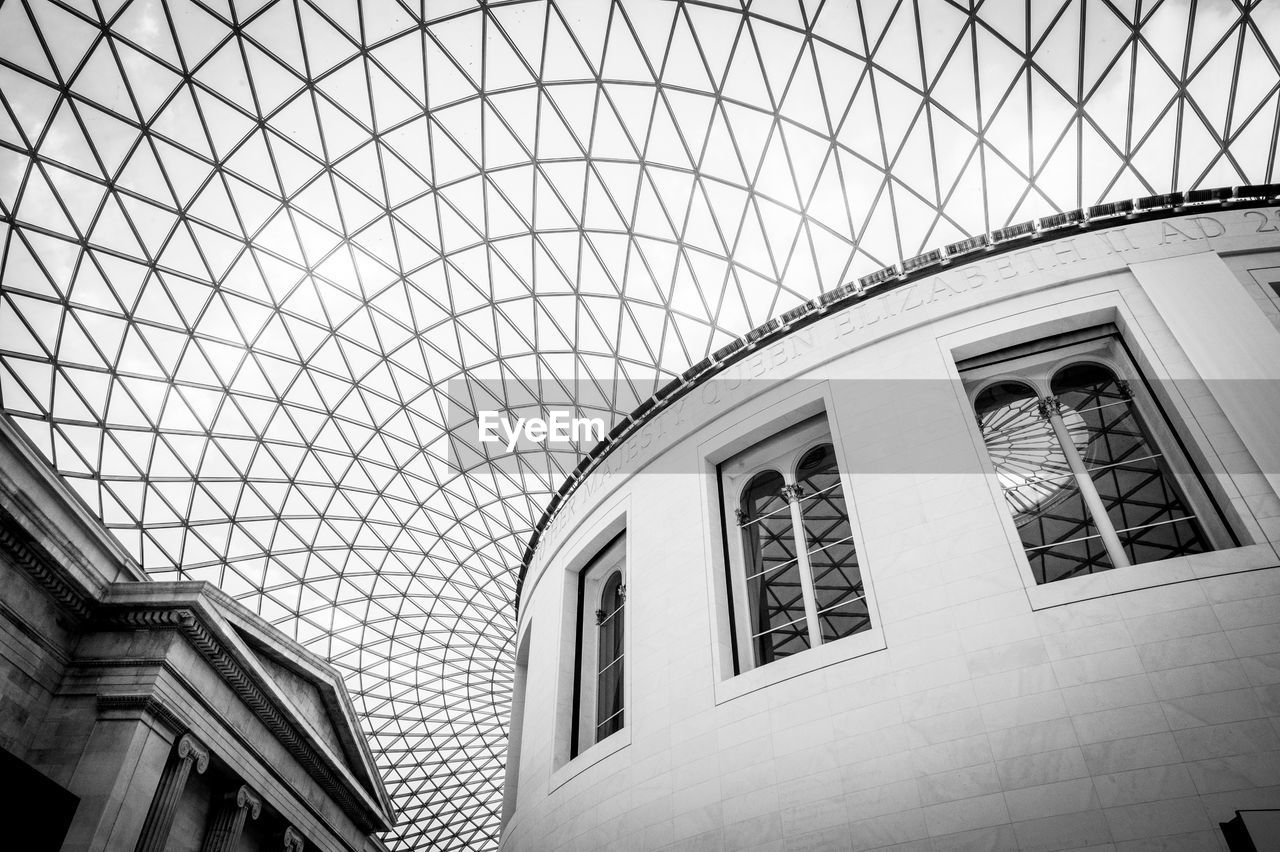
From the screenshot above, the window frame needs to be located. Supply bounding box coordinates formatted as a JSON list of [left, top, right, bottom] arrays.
[[698, 384, 885, 703], [549, 499, 631, 784], [718, 413, 874, 675], [961, 328, 1237, 583], [944, 300, 1273, 611], [573, 538, 625, 757]]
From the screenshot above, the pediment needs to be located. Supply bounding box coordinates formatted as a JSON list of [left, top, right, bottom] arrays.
[[236, 631, 350, 759]]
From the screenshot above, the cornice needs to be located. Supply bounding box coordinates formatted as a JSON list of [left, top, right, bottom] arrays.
[[0, 414, 146, 585], [0, 505, 94, 621], [97, 692, 187, 735], [94, 600, 392, 833]]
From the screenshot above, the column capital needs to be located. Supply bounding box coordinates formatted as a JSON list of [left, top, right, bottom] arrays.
[[283, 826, 306, 852], [176, 732, 210, 774], [234, 785, 263, 820], [135, 732, 212, 852], [200, 783, 263, 852]]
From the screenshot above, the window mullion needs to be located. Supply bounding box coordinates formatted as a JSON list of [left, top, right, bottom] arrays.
[[1040, 396, 1130, 569], [784, 477, 824, 647]]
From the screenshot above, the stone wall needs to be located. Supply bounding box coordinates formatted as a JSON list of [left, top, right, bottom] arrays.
[[503, 209, 1280, 851]]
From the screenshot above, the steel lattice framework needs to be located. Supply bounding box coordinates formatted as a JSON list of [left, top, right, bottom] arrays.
[[0, 0, 1276, 848]]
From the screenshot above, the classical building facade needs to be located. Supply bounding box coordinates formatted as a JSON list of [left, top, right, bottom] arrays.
[[0, 415, 394, 851], [502, 197, 1280, 851]]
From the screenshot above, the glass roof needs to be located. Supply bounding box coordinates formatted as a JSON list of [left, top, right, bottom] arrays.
[[0, 0, 1275, 848]]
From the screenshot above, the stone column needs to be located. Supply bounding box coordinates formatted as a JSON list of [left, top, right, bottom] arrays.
[[133, 732, 210, 852], [200, 784, 262, 852], [283, 826, 306, 852]]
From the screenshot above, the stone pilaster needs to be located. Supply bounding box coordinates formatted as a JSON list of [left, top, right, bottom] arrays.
[[199, 784, 262, 852], [283, 825, 306, 852], [133, 732, 210, 852]]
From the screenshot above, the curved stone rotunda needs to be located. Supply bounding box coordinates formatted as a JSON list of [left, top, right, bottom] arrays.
[[0, 0, 1277, 848]]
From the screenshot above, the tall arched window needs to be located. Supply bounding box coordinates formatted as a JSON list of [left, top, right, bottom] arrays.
[[723, 415, 871, 671], [974, 380, 1113, 583], [571, 533, 625, 758], [1051, 363, 1208, 567], [741, 469, 807, 663], [595, 571, 624, 742], [962, 328, 1227, 585], [796, 444, 868, 642]]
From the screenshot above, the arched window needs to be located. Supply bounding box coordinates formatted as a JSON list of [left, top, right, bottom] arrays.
[[741, 469, 807, 664], [570, 533, 625, 758], [795, 444, 868, 642], [595, 571, 625, 742], [964, 329, 1224, 585], [1050, 363, 1208, 567], [725, 417, 871, 670], [975, 379, 1113, 583]]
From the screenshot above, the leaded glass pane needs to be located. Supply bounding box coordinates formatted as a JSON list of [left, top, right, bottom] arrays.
[[741, 469, 809, 663], [595, 571, 624, 742], [1052, 364, 1209, 565], [975, 381, 1114, 583], [795, 444, 868, 642]]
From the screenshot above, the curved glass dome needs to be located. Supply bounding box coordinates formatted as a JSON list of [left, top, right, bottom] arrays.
[[1, 0, 1275, 848]]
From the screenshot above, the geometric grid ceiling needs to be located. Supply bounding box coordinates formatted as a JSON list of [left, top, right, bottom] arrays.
[[1, 0, 1276, 848]]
